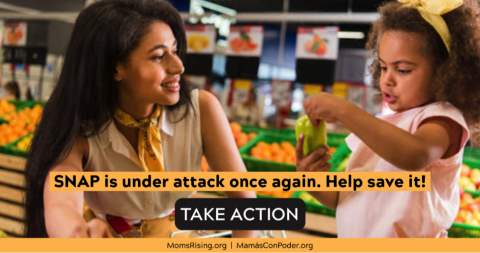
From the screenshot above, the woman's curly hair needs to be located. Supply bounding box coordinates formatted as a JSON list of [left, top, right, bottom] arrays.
[[366, 0, 480, 145]]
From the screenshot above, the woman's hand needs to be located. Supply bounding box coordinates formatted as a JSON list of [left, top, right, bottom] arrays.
[[295, 134, 332, 172], [232, 230, 260, 238], [70, 219, 113, 238], [304, 92, 348, 126]]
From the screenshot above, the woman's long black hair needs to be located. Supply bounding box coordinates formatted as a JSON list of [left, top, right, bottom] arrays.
[[24, 0, 191, 237]]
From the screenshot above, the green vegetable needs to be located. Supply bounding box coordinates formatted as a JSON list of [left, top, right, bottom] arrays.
[[0, 230, 7, 238], [295, 115, 327, 156]]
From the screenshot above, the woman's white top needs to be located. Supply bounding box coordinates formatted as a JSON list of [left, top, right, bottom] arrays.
[[84, 89, 202, 222]]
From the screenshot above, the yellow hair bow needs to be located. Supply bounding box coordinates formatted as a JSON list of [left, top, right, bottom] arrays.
[[398, 0, 463, 53]]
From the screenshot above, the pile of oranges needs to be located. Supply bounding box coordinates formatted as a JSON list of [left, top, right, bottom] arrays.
[[0, 121, 34, 145], [3, 104, 43, 124], [0, 100, 16, 116], [230, 122, 257, 148], [250, 141, 337, 165], [0, 104, 43, 146], [250, 141, 297, 165]]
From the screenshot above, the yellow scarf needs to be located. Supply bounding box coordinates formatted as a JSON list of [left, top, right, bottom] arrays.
[[114, 105, 164, 172], [398, 0, 463, 54]]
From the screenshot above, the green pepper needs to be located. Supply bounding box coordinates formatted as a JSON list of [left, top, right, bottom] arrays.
[[295, 115, 327, 156]]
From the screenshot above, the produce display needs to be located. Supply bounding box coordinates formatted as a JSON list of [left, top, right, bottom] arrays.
[[296, 192, 321, 204], [256, 191, 295, 198], [335, 154, 351, 172], [0, 121, 33, 145], [249, 141, 297, 165], [460, 164, 480, 191], [295, 115, 327, 156], [455, 190, 480, 226], [0, 104, 43, 146], [230, 122, 257, 148], [248, 141, 336, 165], [3, 104, 43, 123], [16, 134, 33, 151], [0, 100, 16, 117]]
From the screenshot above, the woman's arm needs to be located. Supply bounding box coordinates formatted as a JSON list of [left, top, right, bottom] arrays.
[[305, 93, 460, 171], [199, 90, 258, 238], [43, 136, 112, 238]]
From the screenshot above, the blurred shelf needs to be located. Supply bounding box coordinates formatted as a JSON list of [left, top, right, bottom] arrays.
[[0, 185, 24, 205], [0, 216, 23, 237], [0, 153, 26, 172], [0, 170, 24, 189], [0, 201, 23, 221]]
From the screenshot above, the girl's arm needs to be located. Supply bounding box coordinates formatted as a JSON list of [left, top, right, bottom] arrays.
[[305, 93, 461, 171], [199, 90, 258, 238], [43, 136, 112, 238]]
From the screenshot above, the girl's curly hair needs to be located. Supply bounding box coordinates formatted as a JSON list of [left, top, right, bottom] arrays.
[[366, 0, 480, 145]]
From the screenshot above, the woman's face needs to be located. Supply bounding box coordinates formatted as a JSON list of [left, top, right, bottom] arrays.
[[116, 21, 184, 108]]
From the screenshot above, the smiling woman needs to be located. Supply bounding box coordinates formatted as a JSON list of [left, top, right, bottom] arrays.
[[24, 0, 257, 238]]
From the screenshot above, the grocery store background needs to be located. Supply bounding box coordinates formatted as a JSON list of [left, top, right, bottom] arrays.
[[0, 0, 478, 239]]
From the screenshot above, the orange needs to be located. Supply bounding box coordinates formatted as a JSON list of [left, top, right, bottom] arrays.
[[257, 142, 269, 150], [251, 147, 262, 157], [230, 122, 242, 136], [270, 143, 280, 154], [272, 155, 284, 164]]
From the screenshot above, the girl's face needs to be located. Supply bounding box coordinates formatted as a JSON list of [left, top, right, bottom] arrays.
[[378, 31, 435, 113], [116, 21, 184, 109]]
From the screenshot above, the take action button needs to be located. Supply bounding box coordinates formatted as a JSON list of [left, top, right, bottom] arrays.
[[175, 198, 305, 230]]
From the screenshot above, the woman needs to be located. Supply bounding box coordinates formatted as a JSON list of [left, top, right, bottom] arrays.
[[1, 80, 20, 100], [24, 0, 257, 238]]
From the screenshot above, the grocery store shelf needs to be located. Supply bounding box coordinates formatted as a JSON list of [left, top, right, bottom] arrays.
[[0, 216, 24, 237], [0, 154, 26, 172], [0, 170, 25, 189], [182, 12, 379, 24], [0, 11, 77, 23], [0, 11, 378, 24], [0, 201, 23, 221], [0, 185, 24, 205]]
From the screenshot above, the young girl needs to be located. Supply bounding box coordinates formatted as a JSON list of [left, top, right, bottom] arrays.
[[296, 0, 480, 237], [24, 0, 257, 238]]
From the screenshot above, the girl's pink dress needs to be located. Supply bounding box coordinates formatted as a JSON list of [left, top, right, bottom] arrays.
[[337, 102, 470, 237]]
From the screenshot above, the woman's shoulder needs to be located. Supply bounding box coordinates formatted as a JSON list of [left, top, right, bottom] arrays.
[[198, 89, 225, 118], [198, 89, 217, 108], [76, 135, 90, 161]]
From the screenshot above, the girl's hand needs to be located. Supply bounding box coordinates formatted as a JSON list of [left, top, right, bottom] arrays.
[[295, 134, 332, 172], [304, 92, 347, 127]]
